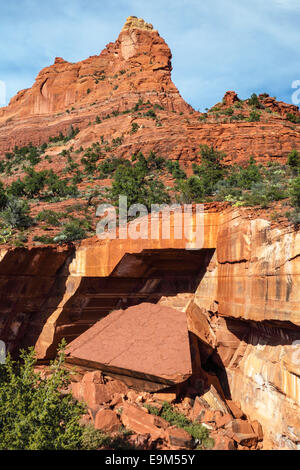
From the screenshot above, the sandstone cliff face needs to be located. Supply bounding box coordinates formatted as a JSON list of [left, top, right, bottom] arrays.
[[0, 206, 298, 448]]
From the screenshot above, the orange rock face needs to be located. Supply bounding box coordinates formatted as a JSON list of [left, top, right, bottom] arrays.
[[66, 303, 193, 391], [0, 17, 299, 451], [0, 17, 299, 167]]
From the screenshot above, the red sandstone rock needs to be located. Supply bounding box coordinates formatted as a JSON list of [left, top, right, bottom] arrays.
[[225, 419, 254, 435], [201, 385, 231, 414], [216, 413, 233, 429], [191, 396, 210, 422], [223, 91, 240, 106], [71, 374, 128, 408], [224, 419, 258, 447], [0, 17, 299, 169], [250, 421, 264, 442], [66, 303, 192, 391], [121, 404, 166, 441], [202, 409, 216, 424], [166, 426, 194, 449], [225, 401, 245, 420], [94, 409, 121, 433], [210, 431, 236, 451], [153, 392, 177, 403]]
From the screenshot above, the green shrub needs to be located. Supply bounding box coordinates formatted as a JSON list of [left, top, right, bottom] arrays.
[[0, 342, 86, 450], [166, 161, 186, 180], [130, 122, 139, 134], [192, 145, 226, 196], [109, 164, 170, 210], [36, 210, 62, 227], [33, 235, 56, 244], [0, 181, 8, 209], [286, 113, 300, 124], [81, 425, 111, 450], [286, 209, 300, 225], [248, 93, 263, 109], [160, 402, 190, 428], [148, 402, 212, 448], [287, 150, 300, 170], [176, 176, 204, 203]]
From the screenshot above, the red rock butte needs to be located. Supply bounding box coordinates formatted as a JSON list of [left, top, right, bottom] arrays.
[[0, 17, 299, 450]]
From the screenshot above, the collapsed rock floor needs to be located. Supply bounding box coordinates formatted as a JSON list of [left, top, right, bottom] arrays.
[[69, 370, 264, 451]]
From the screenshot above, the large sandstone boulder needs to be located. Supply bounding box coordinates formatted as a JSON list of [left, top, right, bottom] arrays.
[[66, 303, 192, 391]]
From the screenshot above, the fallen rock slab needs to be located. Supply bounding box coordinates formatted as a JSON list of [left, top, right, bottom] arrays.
[[66, 303, 192, 392]]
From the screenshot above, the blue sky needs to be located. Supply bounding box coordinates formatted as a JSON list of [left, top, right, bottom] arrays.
[[0, 0, 300, 111]]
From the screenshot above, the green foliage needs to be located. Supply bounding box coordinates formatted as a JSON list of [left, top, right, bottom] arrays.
[[49, 127, 79, 145], [148, 402, 212, 448], [1, 197, 33, 229], [286, 209, 300, 225], [108, 152, 170, 209], [36, 210, 63, 227], [0, 181, 8, 209], [286, 113, 300, 124], [160, 402, 190, 428], [22, 168, 47, 198], [81, 425, 111, 450], [0, 342, 86, 450], [248, 93, 263, 109], [33, 235, 55, 244], [46, 170, 79, 198], [130, 122, 139, 134], [226, 157, 262, 190], [143, 404, 160, 416], [287, 150, 300, 170], [166, 161, 186, 180], [192, 145, 226, 196], [109, 164, 170, 210], [290, 176, 300, 208], [54, 219, 89, 243], [143, 109, 157, 119], [98, 156, 129, 179], [222, 107, 234, 116], [176, 176, 204, 203], [230, 114, 246, 122]]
